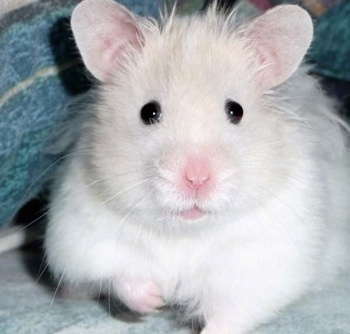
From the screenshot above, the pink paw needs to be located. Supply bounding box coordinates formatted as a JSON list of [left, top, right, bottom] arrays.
[[114, 279, 164, 314]]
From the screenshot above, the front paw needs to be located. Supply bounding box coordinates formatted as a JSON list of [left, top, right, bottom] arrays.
[[114, 279, 164, 314]]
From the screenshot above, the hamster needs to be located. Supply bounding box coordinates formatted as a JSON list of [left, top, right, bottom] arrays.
[[44, 0, 350, 333]]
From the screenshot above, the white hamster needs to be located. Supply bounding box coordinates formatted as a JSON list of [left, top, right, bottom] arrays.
[[44, 0, 350, 333]]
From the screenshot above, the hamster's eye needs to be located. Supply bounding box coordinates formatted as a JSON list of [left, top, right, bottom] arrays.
[[140, 101, 162, 125], [225, 100, 243, 124]]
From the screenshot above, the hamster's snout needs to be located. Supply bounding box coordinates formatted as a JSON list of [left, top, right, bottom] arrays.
[[171, 157, 215, 220], [184, 158, 211, 191], [181, 157, 214, 198], [156, 151, 222, 220]]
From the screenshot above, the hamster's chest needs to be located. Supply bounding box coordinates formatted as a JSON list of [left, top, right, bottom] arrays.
[[140, 235, 216, 300], [140, 234, 210, 273]]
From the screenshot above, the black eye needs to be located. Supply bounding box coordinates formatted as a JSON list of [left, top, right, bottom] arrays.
[[225, 100, 243, 124], [140, 101, 162, 125]]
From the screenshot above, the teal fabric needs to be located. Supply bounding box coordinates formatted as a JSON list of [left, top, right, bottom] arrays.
[[307, 1, 350, 82], [0, 0, 162, 228]]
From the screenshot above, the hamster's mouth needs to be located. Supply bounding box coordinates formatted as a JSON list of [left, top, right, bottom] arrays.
[[178, 206, 206, 220]]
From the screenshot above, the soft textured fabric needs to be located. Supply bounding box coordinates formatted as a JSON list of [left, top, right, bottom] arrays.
[[307, 1, 350, 82], [1, 248, 350, 333]]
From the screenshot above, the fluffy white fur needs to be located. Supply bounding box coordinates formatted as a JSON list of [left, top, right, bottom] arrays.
[[45, 1, 350, 333]]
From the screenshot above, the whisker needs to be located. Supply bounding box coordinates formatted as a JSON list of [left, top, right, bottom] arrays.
[[97, 279, 103, 303], [15, 169, 149, 237], [9, 154, 70, 223], [102, 177, 153, 206], [49, 271, 65, 308], [109, 194, 150, 263], [108, 279, 112, 318], [14, 178, 104, 235], [36, 260, 50, 286]]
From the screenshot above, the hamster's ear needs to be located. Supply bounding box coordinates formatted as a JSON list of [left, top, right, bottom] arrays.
[[71, 0, 142, 82], [244, 5, 313, 91]]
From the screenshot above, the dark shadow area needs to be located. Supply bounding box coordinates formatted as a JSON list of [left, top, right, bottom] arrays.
[[49, 16, 92, 96], [320, 78, 350, 119], [14, 197, 54, 291]]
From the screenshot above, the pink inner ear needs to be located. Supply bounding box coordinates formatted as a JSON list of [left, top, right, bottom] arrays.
[[71, 0, 143, 83], [100, 35, 139, 80], [243, 5, 313, 92], [254, 43, 281, 88], [93, 23, 142, 82], [246, 24, 287, 91], [101, 47, 131, 81]]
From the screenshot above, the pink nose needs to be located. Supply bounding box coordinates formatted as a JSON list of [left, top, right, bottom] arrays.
[[184, 159, 211, 190]]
